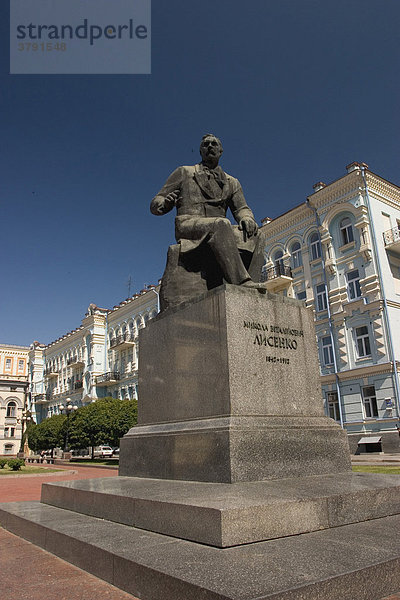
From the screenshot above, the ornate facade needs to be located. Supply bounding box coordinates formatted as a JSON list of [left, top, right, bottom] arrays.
[[261, 163, 400, 453], [0, 343, 29, 456], [28, 286, 159, 423]]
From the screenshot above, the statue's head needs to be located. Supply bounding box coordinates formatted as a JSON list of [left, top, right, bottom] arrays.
[[200, 134, 223, 165]]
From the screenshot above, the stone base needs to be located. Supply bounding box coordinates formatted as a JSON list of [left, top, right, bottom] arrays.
[[40, 472, 400, 547], [1, 500, 400, 600], [119, 416, 351, 482], [121, 285, 351, 482]]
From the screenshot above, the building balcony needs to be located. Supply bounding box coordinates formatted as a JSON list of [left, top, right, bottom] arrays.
[[34, 391, 51, 404], [44, 369, 58, 378], [383, 226, 400, 253], [74, 380, 83, 390], [110, 332, 136, 350], [261, 265, 293, 294], [68, 356, 85, 367], [96, 372, 121, 387]]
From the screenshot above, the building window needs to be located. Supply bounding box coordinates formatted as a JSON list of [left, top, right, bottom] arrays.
[[4, 427, 15, 438], [4, 444, 14, 454], [6, 401, 17, 418], [340, 217, 354, 246], [18, 359, 25, 372], [347, 269, 362, 300], [321, 336, 334, 366], [315, 283, 328, 311], [273, 250, 284, 269], [291, 242, 302, 268], [5, 358, 12, 371], [310, 232, 321, 261], [327, 392, 340, 421], [355, 326, 371, 358], [296, 290, 306, 301], [362, 385, 378, 418]]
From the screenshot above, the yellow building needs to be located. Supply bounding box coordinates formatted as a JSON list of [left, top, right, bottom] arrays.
[[0, 343, 29, 456]]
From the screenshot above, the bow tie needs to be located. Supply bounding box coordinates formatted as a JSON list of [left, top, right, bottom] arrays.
[[201, 165, 225, 188]]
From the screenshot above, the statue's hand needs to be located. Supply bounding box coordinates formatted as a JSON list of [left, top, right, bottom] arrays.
[[164, 189, 180, 209], [151, 190, 179, 215], [239, 217, 258, 238]]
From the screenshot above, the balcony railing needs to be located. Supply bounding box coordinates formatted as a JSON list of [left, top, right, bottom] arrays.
[[383, 226, 400, 250], [110, 332, 136, 349], [96, 372, 120, 386], [68, 355, 84, 367], [44, 369, 58, 378], [261, 265, 293, 282]]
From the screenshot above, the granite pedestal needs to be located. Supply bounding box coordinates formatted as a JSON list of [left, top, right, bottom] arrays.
[[1, 286, 400, 599], [120, 285, 351, 482]]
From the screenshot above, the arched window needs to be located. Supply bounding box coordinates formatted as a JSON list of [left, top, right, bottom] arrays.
[[273, 250, 284, 268], [6, 401, 17, 418], [340, 217, 354, 246], [310, 232, 321, 261], [291, 242, 302, 268]]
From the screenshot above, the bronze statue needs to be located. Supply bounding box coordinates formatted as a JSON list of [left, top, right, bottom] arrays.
[[151, 134, 266, 310]]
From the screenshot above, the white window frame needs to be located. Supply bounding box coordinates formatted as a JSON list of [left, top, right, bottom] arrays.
[[4, 444, 14, 454], [315, 283, 328, 312], [362, 385, 378, 418], [310, 233, 321, 261], [291, 242, 302, 268], [4, 427, 15, 438], [340, 217, 354, 246], [354, 325, 371, 358], [321, 336, 334, 366], [327, 391, 340, 421], [6, 402, 17, 418], [347, 269, 362, 300]]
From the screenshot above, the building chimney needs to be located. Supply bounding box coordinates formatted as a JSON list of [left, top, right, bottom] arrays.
[[312, 182, 326, 192], [346, 162, 368, 174]]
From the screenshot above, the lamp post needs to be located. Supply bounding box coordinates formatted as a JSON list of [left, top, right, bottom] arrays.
[[17, 410, 34, 457], [59, 399, 78, 455]]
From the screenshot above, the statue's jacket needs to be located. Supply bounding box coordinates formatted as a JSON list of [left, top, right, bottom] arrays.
[[151, 164, 256, 253]]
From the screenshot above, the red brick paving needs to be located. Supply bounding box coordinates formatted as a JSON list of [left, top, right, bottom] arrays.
[[0, 464, 398, 600], [0, 464, 139, 600], [0, 529, 138, 600], [0, 463, 118, 503]]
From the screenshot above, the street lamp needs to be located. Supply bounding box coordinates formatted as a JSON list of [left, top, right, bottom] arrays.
[[59, 399, 78, 454], [17, 410, 34, 456]]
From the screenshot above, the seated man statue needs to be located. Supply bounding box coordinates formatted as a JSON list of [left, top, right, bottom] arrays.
[[151, 134, 266, 310]]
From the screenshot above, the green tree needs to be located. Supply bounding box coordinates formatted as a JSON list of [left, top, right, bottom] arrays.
[[27, 414, 66, 454], [68, 397, 137, 459]]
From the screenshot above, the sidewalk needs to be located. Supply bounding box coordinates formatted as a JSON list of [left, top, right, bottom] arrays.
[[0, 462, 398, 600], [351, 452, 400, 466]]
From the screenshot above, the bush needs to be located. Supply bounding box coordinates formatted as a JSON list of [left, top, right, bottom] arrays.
[[0, 458, 8, 469], [7, 458, 24, 471]]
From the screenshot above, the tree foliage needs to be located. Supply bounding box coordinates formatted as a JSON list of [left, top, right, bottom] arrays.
[[68, 397, 137, 457], [26, 414, 66, 453]]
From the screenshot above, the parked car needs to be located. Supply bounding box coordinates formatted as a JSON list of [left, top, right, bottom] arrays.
[[112, 447, 120, 456], [93, 445, 113, 458]]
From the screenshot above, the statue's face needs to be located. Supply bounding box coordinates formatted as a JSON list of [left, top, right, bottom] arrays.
[[200, 136, 223, 162]]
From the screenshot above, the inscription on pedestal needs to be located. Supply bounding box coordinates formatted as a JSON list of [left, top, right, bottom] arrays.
[[243, 319, 304, 367]]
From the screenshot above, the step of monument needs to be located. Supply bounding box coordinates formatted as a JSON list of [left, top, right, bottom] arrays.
[[39, 472, 400, 547], [1, 501, 400, 600]]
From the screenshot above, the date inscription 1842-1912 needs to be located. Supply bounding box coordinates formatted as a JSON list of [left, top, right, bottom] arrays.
[[243, 320, 304, 365]]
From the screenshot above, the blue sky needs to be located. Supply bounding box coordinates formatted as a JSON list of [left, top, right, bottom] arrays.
[[1, 0, 399, 346]]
